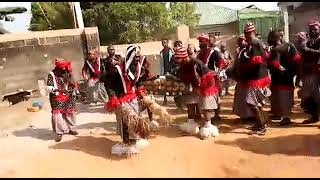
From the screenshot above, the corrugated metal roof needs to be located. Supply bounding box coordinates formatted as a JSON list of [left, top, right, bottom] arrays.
[[239, 5, 281, 19], [195, 2, 238, 26], [239, 11, 281, 19]]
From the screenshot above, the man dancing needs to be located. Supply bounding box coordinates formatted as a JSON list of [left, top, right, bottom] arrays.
[[47, 59, 79, 142], [82, 49, 106, 104], [197, 33, 225, 123], [174, 47, 219, 140], [299, 20, 320, 124], [124, 45, 163, 130], [232, 22, 271, 135], [103, 45, 151, 156], [267, 30, 302, 125]]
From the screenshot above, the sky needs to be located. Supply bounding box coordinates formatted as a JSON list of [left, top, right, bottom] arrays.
[[210, 2, 279, 11], [0, 2, 32, 33]]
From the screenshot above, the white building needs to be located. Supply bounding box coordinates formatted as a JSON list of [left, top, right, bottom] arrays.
[[0, 2, 32, 33]]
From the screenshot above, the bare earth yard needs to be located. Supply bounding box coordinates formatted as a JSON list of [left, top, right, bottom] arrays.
[[1, 89, 320, 178]]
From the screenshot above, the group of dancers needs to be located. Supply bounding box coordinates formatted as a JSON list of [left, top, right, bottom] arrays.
[[46, 21, 320, 157]]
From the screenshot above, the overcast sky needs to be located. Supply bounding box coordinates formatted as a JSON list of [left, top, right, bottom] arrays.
[[210, 2, 279, 11]]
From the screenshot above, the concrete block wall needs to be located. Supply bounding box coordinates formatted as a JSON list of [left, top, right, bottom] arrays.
[[100, 34, 237, 76], [289, 9, 320, 41], [0, 27, 99, 98]]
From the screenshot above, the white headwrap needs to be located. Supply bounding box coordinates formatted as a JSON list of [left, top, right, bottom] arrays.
[[125, 45, 141, 80]]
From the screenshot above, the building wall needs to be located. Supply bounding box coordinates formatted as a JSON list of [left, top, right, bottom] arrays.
[[194, 21, 238, 38], [0, 27, 99, 98], [288, 7, 320, 40], [0, 24, 238, 99], [100, 35, 238, 76]]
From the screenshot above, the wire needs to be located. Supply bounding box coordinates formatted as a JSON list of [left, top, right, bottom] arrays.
[[37, 2, 53, 29]]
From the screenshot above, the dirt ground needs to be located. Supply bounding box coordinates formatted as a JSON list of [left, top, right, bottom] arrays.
[[1, 89, 320, 178]]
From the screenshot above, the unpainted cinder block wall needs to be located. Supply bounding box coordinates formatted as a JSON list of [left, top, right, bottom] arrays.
[[100, 35, 237, 76], [0, 27, 99, 99]]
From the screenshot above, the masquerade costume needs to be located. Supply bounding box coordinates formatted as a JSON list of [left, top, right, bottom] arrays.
[[267, 41, 302, 125], [197, 33, 225, 71], [47, 59, 78, 142], [103, 45, 152, 156], [175, 47, 220, 140], [232, 22, 271, 135], [299, 21, 320, 123], [82, 54, 106, 103]]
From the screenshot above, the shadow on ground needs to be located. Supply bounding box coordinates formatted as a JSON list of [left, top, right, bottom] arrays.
[[77, 121, 117, 134], [12, 127, 53, 141], [11, 121, 118, 141], [215, 133, 320, 156], [76, 103, 106, 114], [50, 135, 133, 161]]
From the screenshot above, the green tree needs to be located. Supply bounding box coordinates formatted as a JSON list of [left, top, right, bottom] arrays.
[[29, 2, 74, 31], [81, 2, 199, 45], [29, 2, 200, 44]]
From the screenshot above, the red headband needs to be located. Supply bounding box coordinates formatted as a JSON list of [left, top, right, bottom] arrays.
[[55, 59, 72, 71], [197, 33, 210, 42], [244, 22, 255, 33], [174, 47, 188, 59]]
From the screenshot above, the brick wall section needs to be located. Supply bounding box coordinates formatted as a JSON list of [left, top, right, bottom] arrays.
[[289, 8, 320, 41], [195, 21, 238, 37], [100, 35, 237, 76], [0, 27, 99, 98], [0, 24, 238, 99]]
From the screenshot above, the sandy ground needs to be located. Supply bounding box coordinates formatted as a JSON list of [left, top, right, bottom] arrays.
[[1, 90, 320, 178]]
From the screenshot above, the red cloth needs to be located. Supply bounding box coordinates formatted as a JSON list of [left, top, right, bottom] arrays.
[[291, 53, 302, 63], [217, 59, 226, 69], [268, 59, 281, 69], [199, 71, 219, 96], [105, 96, 121, 111], [104, 63, 138, 112], [136, 86, 147, 97], [92, 58, 101, 75], [239, 76, 271, 88], [239, 55, 264, 70], [55, 59, 71, 70], [53, 93, 69, 102]]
